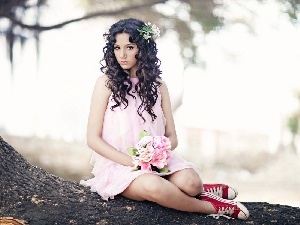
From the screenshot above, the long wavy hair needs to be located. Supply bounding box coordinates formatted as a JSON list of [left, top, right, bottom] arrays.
[[100, 18, 162, 122]]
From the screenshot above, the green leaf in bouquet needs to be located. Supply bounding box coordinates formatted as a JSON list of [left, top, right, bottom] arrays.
[[128, 147, 138, 156], [158, 167, 169, 173], [139, 130, 148, 139]]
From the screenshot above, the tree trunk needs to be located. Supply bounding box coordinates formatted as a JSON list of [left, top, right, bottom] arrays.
[[1, 136, 300, 225]]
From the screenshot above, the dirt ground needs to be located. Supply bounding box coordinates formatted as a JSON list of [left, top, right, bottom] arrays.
[[1, 133, 299, 209]]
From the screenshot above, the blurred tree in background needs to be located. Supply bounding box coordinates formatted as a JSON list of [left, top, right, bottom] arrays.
[[0, 0, 299, 69], [0, 0, 47, 65], [0, 0, 220, 68], [1, 0, 299, 70]]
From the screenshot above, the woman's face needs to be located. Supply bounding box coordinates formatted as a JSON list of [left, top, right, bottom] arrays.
[[114, 33, 139, 76]]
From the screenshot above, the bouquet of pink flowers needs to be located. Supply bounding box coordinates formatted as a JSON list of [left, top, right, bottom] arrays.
[[128, 131, 172, 173]]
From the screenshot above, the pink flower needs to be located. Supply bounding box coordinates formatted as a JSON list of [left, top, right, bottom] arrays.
[[128, 131, 172, 173], [151, 148, 171, 169], [140, 161, 152, 171], [152, 136, 171, 151], [135, 136, 155, 163], [137, 145, 154, 162]]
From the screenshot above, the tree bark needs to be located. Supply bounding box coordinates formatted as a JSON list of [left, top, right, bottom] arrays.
[[1, 136, 300, 225]]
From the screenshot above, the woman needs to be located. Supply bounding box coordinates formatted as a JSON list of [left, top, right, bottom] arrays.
[[81, 18, 249, 220]]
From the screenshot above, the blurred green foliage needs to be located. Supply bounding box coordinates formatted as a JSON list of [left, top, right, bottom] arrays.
[[288, 93, 300, 135], [288, 115, 299, 135]]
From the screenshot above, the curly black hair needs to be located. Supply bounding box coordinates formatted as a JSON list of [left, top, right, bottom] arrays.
[[100, 18, 162, 122]]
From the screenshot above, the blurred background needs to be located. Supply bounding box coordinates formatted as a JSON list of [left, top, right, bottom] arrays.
[[1, 0, 300, 207]]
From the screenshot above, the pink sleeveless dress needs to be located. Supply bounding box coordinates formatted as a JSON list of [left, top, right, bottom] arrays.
[[80, 77, 195, 200]]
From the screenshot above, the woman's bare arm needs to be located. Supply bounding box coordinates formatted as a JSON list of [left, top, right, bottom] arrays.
[[159, 81, 178, 150], [86, 75, 134, 166]]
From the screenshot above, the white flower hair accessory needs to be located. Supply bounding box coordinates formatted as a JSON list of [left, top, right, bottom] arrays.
[[138, 22, 160, 41]]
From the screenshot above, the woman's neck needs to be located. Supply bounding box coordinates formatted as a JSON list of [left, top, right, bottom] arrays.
[[129, 66, 137, 78]]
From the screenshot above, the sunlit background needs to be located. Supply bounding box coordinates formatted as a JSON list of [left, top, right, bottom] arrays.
[[1, 0, 300, 207]]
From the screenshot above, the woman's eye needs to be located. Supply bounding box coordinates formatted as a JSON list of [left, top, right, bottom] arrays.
[[128, 46, 134, 50], [114, 46, 120, 50]]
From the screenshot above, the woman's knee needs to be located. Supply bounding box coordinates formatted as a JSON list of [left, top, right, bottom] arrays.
[[141, 175, 165, 195], [185, 177, 203, 195], [123, 174, 165, 200], [169, 169, 203, 196]]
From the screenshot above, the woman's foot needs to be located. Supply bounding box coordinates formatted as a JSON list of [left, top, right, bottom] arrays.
[[199, 192, 249, 220], [203, 184, 238, 200]]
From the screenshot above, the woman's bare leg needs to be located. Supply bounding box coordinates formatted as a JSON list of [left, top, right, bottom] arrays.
[[168, 169, 238, 200], [121, 173, 215, 214], [167, 168, 203, 196]]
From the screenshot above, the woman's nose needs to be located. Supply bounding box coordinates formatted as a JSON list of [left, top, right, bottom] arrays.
[[120, 49, 126, 59]]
